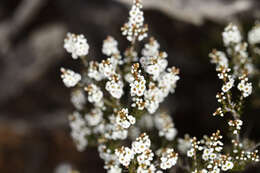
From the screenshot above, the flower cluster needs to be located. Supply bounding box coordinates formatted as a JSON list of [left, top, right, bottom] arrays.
[[115, 146, 135, 167], [70, 89, 86, 110], [130, 64, 180, 114], [154, 112, 177, 141], [102, 36, 120, 56], [121, 0, 148, 42], [85, 108, 103, 126], [116, 133, 177, 172], [64, 33, 89, 59], [222, 24, 242, 47], [228, 119, 243, 135], [130, 63, 146, 97], [157, 148, 178, 170], [248, 23, 260, 45], [196, 23, 260, 172], [60, 0, 260, 172], [103, 114, 128, 140], [237, 75, 252, 97], [115, 108, 136, 129], [85, 84, 104, 107], [60, 68, 81, 88], [187, 131, 235, 173], [98, 144, 121, 172], [69, 112, 90, 151]]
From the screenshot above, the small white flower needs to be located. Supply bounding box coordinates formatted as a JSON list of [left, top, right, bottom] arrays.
[[69, 112, 90, 151], [237, 79, 252, 97], [99, 59, 116, 78], [71, 89, 86, 110], [140, 54, 168, 80], [209, 50, 229, 68], [115, 146, 135, 167], [64, 33, 89, 59], [154, 113, 177, 141], [60, 67, 81, 88], [107, 166, 122, 173], [85, 108, 103, 126], [104, 115, 128, 140], [88, 61, 104, 81], [116, 108, 136, 129], [177, 135, 192, 154], [221, 78, 234, 93], [142, 37, 160, 57], [130, 63, 146, 97], [187, 148, 195, 157], [221, 161, 234, 171], [137, 148, 154, 166], [85, 84, 103, 105], [130, 76, 146, 97], [159, 148, 178, 170], [106, 76, 124, 99], [222, 24, 242, 46], [132, 133, 151, 154], [137, 164, 156, 173], [102, 36, 119, 56], [248, 24, 260, 45], [121, 0, 148, 42]]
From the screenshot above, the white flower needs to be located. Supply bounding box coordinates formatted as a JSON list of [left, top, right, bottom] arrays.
[[115, 146, 135, 167], [128, 126, 141, 140], [248, 24, 260, 45], [140, 53, 168, 80], [221, 161, 234, 171], [69, 112, 90, 151], [107, 166, 122, 173], [64, 33, 89, 59], [137, 149, 154, 166], [177, 135, 192, 154], [99, 59, 116, 78], [124, 73, 134, 83], [222, 24, 242, 46], [85, 84, 103, 105], [104, 115, 128, 140], [144, 84, 162, 114], [158, 67, 180, 95], [60, 67, 81, 87], [154, 113, 177, 141], [142, 37, 160, 57], [88, 61, 104, 81], [159, 148, 178, 170], [70, 89, 86, 110], [102, 36, 119, 56], [130, 63, 146, 97], [187, 148, 195, 157], [132, 133, 151, 154], [116, 108, 136, 129], [121, 0, 148, 41], [222, 78, 234, 93], [130, 76, 146, 97], [161, 128, 178, 141], [202, 148, 214, 161], [237, 79, 252, 97], [209, 50, 229, 68], [85, 108, 103, 126], [137, 164, 156, 173], [106, 76, 124, 99], [138, 114, 154, 129]]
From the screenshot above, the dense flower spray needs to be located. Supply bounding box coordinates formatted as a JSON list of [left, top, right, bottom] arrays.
[[60, 0, 260, 172]]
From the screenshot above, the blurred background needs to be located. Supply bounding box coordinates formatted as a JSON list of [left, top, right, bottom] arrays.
[[0, 0, 260, 172]]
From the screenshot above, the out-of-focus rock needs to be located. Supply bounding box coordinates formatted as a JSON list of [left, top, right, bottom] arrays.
[[116, 0, 257, 25], [0, 23, 67, 104]]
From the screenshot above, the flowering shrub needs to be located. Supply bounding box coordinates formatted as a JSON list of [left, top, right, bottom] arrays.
[[60, 0, 260, 172]]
